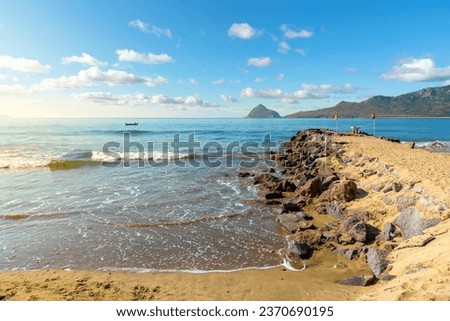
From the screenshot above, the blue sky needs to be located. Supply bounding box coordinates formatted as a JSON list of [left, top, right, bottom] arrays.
[[1, 0, 450, 117]]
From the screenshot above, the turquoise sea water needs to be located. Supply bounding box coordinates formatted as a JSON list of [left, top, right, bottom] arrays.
[[0, 118, 449, 272]]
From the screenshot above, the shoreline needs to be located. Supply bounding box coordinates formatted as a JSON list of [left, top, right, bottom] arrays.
[[1, 132, 449, 301]]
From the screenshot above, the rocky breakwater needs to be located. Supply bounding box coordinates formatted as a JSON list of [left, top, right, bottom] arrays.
[[238, 129, 445, 287]]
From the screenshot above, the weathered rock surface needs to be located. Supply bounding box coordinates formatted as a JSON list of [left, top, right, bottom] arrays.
[[340, 215, 368, 242], [366, 248, 389, 277], [281, 202, 301, 213], [340, 275, 376, 286], [276, 213, 315, 233], [325, 202, 344, 221], [396, 195, 417, 211], [318, 180, 358, 202], [377, 222, 397, 241], [394, 208, 441, 239], [286, 239, 313, 259]]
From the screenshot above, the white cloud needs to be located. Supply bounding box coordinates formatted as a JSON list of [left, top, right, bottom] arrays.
[[255, 77, 267, 83], [276, 73, 285, 81], [382, 57, 450, 82], [228, 23, 260, 39], [278, 41, 291, 53], [212, 78, 225, 85], [0, 55, 50, 73], [295, 48, 306, 56], [62, 53, 107, 66], [149, 25, 172, 38], [281, 24, 313, 38], [240, 83, 359, 102], [0, 84, 28, 95], [129, 19, 172, 38], [247, 57, 271, 68], [0, 73, 8, 80], [29, 66, 167, 91], [189, 78, 198, 85], [116, 49, 174, 65], [129, 19, 148, 32], [345, 66, 358, 74], [74, 92, 219, 107], [220, 94, 238, 103]]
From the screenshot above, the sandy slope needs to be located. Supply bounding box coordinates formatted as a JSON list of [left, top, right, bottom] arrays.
[[335, 136, 450, 300]]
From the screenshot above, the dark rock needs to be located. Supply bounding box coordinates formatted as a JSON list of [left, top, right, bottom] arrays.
[[321, 175, 340, 190], [340, 215, 367, 242], [237, 171, 254, 178], [276, 213, 315, 233], [280, 179, 297, 192], [252, 173, 280, 185], [297, 177, 322, 197], [325, 202, 344, 221], [292, 196, 307, 208], [378, 222, 397, 241], [293, 172, 313, 187], [345, 249, 358, 260], [265, 192, 283, 200], [366, 248, 389, 277], [286, 239, 313, 259], [0, 294, 6, 301], [340, 275, 375, 286], [366, 224, 381, 243], [282, 202, 301, 213], [396, 195, 417, 211], [392, 182, 403, 192], [265, 199, 282, 205], [394, 208, 441, 239]]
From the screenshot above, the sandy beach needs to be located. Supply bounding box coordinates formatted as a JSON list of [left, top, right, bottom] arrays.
[[1, 134, 449, 301]]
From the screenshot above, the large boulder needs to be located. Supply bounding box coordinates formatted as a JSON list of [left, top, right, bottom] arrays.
[[297, 177, 322, 197], [340, 215, 367, 242], [318, 180, 358, 202], [281, 202, 301, 213], [276, 213, 315, 233], [394, 208, 441, 239], [366, 248, 389, 277], [286, 239, 314, 260]]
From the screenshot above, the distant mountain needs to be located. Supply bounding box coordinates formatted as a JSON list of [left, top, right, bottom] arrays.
[[246, 104, 281, 118], [286, 85, 450, 118]]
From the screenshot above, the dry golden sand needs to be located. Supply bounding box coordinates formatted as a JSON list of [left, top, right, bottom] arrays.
[[1, 135, 449, 301], [335, 136, 450, 301]]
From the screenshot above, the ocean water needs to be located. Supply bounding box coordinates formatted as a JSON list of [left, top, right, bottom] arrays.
[[0, 118, 449, 272]]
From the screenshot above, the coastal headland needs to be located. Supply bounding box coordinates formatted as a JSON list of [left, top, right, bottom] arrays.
[[1, 129, 449, 301]]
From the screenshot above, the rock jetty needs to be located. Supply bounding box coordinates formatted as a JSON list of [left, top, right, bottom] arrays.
[[238, 128, 444, 286]]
